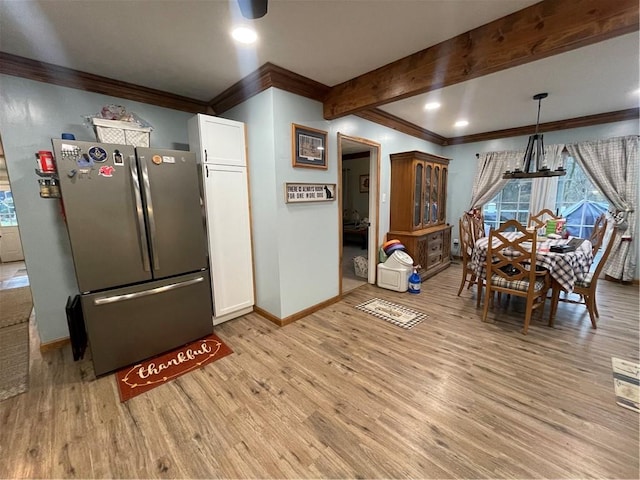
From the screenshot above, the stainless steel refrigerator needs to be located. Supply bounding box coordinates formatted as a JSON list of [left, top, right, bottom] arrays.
[[52, 139, 213, 376]]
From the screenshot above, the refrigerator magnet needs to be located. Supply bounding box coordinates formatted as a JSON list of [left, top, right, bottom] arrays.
[[152, 155, 163, 165], [113, 150, 124, 166], [98, 165, 115, 177], [162, 156, 175, 164], [88, 146, 108, 163], [77, 153, 94, 167]]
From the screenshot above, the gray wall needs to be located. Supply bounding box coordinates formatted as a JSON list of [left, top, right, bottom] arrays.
[[0, 74, 194, 343]]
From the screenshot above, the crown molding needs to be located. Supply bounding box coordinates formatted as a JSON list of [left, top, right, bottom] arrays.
[[446, 108, 640, 145], [0, 52, 209, 114], [1, 37, 636, 148], [355, 109, 448, 146], [209, 62, 330, 114]]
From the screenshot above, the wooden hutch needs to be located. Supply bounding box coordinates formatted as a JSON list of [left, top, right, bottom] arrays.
[[388, 150, 452, 281]]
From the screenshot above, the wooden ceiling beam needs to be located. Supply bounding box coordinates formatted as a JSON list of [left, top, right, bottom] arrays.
[[323, 0, 640, 120]]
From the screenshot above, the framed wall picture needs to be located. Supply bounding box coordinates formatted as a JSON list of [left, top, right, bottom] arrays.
[[359, 174, 369, 193], [292, 123, 328, 169]]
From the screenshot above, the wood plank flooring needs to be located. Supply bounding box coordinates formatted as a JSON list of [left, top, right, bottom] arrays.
[[1, 263, 638, 478]]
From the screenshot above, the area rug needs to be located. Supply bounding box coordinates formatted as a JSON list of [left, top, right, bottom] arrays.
[[611, 357, 639, 413], [116, 333, 233, 402], [0, 322, 29, 402], [355, 298, 428, 329]]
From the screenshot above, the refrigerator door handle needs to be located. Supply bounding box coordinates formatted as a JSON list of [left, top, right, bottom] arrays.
[[130, 156, 151, 272], [140, 159, 160, 271], [93, 276, 205, 306]]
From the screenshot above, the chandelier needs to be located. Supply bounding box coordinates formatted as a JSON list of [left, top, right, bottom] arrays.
[[503, 93, 566, 179]]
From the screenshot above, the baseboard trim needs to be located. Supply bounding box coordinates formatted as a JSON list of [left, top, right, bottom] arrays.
[[605, 274, 640, 286], [254, 295, 341, 327], [40, 336, 70, 353], [253, 306, 284, 326], [213, 306, 254, 326]]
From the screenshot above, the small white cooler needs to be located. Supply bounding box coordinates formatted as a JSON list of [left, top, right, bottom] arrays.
[[377, 250, 414, 292]]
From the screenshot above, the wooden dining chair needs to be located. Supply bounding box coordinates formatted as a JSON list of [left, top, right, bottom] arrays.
[[471, 213, 486, 243], [458, 215, 483, 307], [588, 213, 608, 256], [549, 229, 616, 329], [482, 219, 550, 334], [528, 209, 561, 229]]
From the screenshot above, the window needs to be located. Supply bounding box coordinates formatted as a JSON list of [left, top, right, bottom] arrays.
[[482, 157, 607, 238], [483, 178, 532, 232], [555, 157, 608, 239], [0, 188, 18, 227]]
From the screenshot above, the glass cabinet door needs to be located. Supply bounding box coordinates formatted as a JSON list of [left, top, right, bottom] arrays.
[[439, 167, 447, 222], [424, 164, 432, 225], [431, 166, 439, 223], [413, 162, 423, 228]]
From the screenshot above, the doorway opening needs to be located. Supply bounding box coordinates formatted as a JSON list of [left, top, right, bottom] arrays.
[[0, 134, 30, 297], [0, 134, 26, 267], [338, 133, 380, 294]]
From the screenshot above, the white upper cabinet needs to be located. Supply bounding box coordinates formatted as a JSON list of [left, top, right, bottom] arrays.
[[188, 114, 246, 167]]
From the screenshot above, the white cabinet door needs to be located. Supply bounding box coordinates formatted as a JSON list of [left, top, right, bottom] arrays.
[[193, 115, 246, 167], [203, 164, 254, 319]]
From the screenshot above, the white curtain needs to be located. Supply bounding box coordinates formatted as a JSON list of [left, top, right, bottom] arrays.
[[469, 151, 522, 209], [529, 144, 566, 215], [566, 136, 638, 281]]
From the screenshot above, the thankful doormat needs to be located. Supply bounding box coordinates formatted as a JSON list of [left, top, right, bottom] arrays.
[[355, 298, 428, 329], [115, 333, 233, 402], [611, 357, 639, 413]]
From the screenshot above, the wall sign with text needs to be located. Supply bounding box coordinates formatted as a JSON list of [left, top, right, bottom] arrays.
[[285, 183, 336, 203]]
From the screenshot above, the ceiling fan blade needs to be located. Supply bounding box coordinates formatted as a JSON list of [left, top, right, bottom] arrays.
[[238, 0, 268, 19]]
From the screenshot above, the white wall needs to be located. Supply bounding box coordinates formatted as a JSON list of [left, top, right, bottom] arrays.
[[0, 74, 193, 343]]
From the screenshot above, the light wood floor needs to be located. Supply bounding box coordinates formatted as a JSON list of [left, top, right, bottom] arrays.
[[1, 263, 638, 478]]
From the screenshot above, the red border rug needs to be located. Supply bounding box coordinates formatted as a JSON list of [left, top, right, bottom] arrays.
[[115, 333, 233, 402]]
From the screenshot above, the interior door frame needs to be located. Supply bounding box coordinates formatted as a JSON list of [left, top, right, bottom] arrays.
[[337, 133, 381, 294]]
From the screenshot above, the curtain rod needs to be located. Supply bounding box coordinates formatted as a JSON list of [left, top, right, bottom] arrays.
[[475, 146, 570, 159]]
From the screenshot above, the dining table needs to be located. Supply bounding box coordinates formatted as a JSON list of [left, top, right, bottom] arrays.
[[469, 232, 594, 294]]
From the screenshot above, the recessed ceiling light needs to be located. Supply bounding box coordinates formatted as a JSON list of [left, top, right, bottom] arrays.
[[231, 27, 257, 44], [424, 102, 441, 111], [454, 120, 469, 127]]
